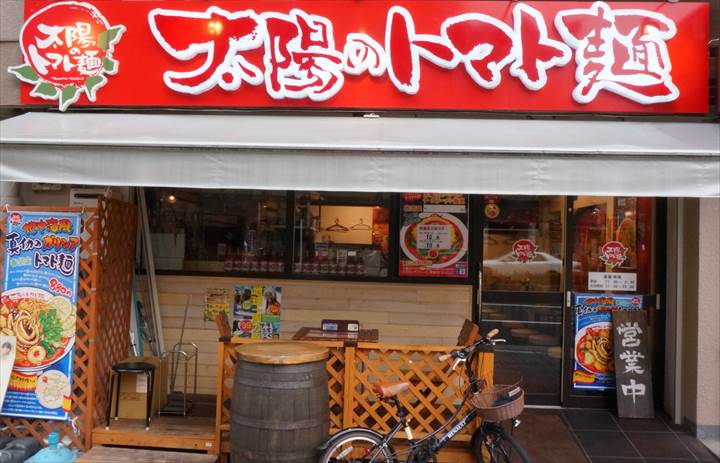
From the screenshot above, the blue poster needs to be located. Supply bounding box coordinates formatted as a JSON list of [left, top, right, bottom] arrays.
[[1, 211, 82, 420], [572, 293, 643, 391]]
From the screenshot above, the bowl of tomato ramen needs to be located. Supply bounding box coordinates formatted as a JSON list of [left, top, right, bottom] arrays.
[[0, 287, 76, 372]]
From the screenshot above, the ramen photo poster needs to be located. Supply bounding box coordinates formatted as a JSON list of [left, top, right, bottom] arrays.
[[1, 211, 82, 420], [572, 293, 643, 391]]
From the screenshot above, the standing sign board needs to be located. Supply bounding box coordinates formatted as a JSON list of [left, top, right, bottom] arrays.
[[1, 211, 82, 420], [572, 293, 642, 391], [9, 1, 710, 113], [613, 310, 653, 418]]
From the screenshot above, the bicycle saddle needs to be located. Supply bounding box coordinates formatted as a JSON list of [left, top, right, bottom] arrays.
[[373, 381, 410, 398]]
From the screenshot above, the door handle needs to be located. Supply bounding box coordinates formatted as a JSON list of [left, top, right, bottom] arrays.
[[477, 270, 482, 307]]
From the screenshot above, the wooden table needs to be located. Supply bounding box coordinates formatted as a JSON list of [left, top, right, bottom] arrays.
[[78, 446, 218, 463], [292, 327, 379, 342]]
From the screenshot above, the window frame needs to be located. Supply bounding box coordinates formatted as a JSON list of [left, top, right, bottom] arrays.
[[144, 189, 474, 286]]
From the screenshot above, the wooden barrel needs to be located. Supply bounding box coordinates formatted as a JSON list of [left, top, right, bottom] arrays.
[[231, 342, 329, 463]]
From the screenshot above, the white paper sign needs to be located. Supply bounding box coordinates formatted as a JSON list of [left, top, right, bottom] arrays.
[[423, 204, 466, 214], [417, 224, 452, 250], [135, 374, 148, 393], [588, 272, 637, 291]]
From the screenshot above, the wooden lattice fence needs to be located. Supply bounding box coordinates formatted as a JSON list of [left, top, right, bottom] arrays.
[[216, 339, 494, 453], [0, 198, 136, 451]]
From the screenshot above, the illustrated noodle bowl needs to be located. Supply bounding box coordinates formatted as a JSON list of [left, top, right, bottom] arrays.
[[0, 297, 71, 368], [577, 327, 614, 374], [14, 309, 40, 352]]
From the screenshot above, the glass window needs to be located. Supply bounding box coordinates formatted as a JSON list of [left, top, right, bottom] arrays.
[[482, 196, 565, 292], [293, 192, 390, 277], [572, 197, 654, 294], [146, 188, 288, 273]]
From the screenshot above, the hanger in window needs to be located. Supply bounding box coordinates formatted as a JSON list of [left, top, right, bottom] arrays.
[[351, 218, 371, 231], [326, 218, 349, 232]]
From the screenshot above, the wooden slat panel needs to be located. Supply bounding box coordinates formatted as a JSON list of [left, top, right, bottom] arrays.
[[78, 445, 217, 462], [139, 276, 472, 395]]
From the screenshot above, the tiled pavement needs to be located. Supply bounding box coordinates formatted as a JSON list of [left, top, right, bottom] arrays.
[[558, 408, 720, 463]]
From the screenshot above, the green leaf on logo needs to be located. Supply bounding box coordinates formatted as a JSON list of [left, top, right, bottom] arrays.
[[30, 82, 58, 99], [8, 64, 40, 84], [98, 26, 125, 51], [103, 57, 118, 73], [98, 31, 108, 51], [84, 75, 107, 101], [59, 85, 80, 112]]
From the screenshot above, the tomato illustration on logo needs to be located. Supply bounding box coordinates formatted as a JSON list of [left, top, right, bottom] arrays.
[[511, 239, 537, 263], [8, 2, 125, 111], [599, 241, 628, 267]]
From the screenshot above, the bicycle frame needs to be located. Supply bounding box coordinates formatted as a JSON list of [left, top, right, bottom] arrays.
[[363, 343, 493, 462]]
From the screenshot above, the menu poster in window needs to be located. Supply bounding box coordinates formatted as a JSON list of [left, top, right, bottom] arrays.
[[572, 294, 642, 391], [204, 288, 230, 321], [1, 211, 82, 421], [399, 194, 469, 278], [613, 310, 653, 418], [232, 286, 281, 339]]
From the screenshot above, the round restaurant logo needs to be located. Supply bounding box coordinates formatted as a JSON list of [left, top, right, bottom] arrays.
[[511, 239, 537, 263], [8, 1, 125, 111], [599, 240, 628, 268]]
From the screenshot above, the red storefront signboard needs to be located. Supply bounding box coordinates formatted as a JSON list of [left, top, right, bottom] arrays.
[[10, 1, 709, 113]]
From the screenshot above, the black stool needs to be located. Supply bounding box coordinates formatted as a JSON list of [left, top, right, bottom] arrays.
[[105, 361, 155, 430]]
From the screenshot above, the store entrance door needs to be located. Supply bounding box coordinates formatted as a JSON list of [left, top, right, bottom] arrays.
[[478, 196, 566, 406], [562, 196, 659, 408]]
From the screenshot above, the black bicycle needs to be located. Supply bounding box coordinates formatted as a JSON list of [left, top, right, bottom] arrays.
[[318, 329, 530, 463]]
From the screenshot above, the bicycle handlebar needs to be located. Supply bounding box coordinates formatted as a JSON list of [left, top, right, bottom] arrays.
[[439, 329, 505, 364]]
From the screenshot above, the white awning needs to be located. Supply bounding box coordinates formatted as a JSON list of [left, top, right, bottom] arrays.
[[1, 112, 718, 197]]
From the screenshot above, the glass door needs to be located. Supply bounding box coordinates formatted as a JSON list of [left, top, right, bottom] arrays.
[[562, 196, 657, 407], [479, 196, 566, 406]]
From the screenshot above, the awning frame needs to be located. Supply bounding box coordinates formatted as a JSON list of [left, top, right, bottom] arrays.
[[1, 112, 718, 197]]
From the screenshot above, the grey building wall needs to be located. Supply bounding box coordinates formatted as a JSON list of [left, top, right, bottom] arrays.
[[0, 0, 22, 107]]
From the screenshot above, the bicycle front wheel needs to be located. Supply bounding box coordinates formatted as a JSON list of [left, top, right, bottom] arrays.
[[472, 427, 530, 463], [319, 429, 397, 463]]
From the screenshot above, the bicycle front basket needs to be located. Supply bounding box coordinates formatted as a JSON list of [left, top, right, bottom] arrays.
[[471, 383, 525, 421]]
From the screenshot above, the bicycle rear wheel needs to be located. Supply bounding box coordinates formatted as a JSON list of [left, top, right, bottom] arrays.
[[319, 429, 397, 463], [472, 426, 530, 463]]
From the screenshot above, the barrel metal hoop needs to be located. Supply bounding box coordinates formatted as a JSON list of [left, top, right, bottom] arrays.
[[232, 417, 328, 430]]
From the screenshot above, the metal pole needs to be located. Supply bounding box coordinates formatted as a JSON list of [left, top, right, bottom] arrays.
[[138, 187, 165, 354]]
